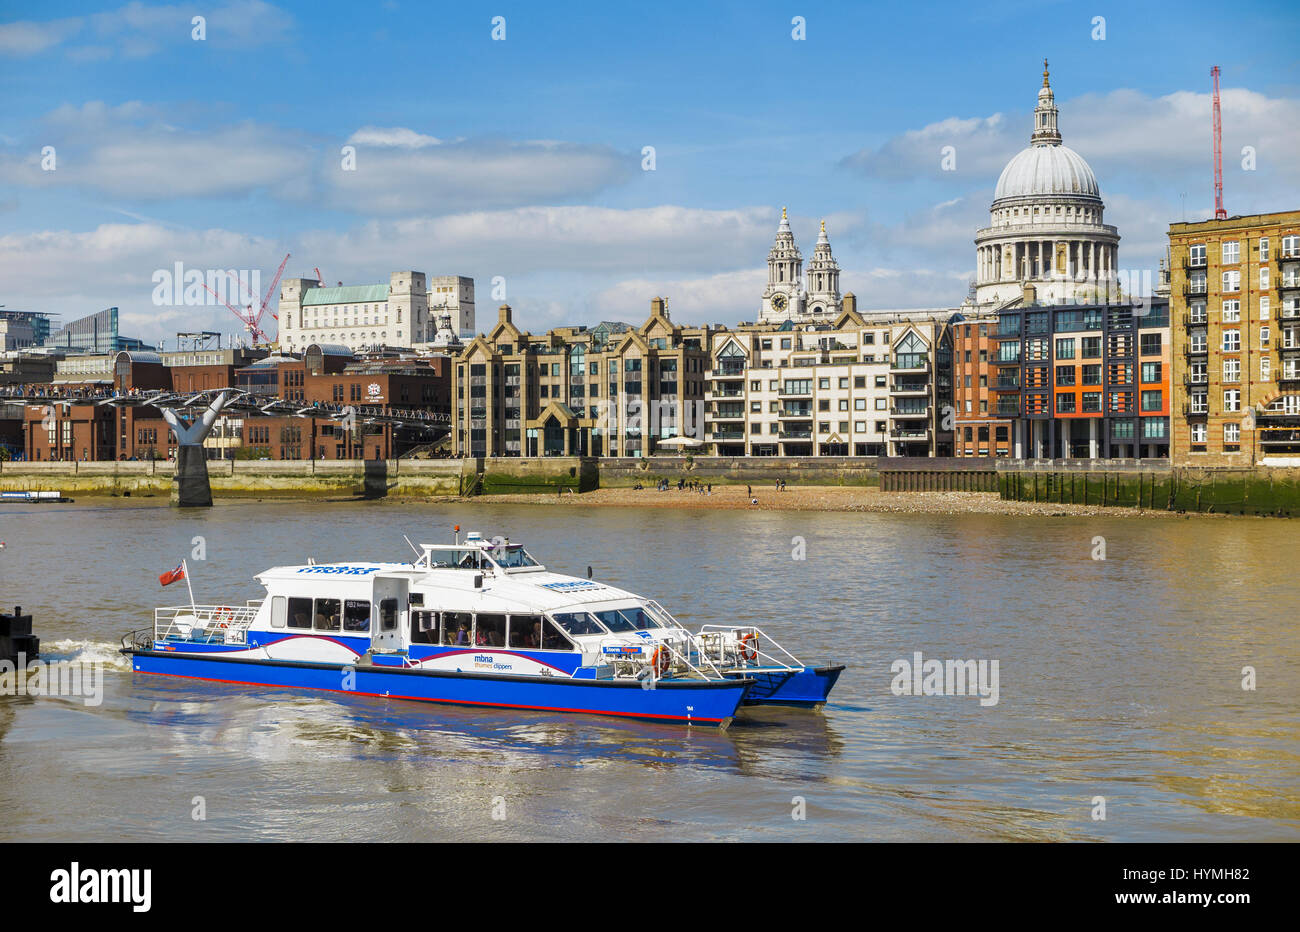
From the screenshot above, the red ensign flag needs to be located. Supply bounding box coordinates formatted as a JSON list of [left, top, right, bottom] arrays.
[[159, 563, 186, 586]]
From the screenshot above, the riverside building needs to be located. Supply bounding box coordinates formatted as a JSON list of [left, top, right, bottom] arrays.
[[1168, 209, 1300, 464], [449, 298, 955, 458], [988, 296, 1171, 458], [277, 271, 474, 354]]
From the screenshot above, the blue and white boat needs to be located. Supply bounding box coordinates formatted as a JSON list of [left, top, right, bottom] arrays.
[[121, 533, 843, 728]]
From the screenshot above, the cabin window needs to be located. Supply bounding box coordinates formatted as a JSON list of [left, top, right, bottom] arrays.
[[443, 612, 472, 645], [595, 607, 659, 631], [551, 611, 606, 637], [513, 616, 575, 651], [270, 596, 287, 629], [343, 600, 371, 632], [592, 609, 642, 633], [288, 597, 313, 629], [314, 599, 341, 632], [379, 598, 398, 631], [411, 610, 440, 645], [507, 614, 544, 648], [474, 613, 507, 648]]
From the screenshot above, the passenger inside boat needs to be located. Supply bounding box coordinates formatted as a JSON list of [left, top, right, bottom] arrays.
[[343, 600, 371, 632], [315, 598, 341, 631], [475, 614, 506, 647]]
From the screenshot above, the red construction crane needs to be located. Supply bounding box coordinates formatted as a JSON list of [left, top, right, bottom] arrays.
[[200, 252, 291, 344], [1212, 65, 1226, 220]]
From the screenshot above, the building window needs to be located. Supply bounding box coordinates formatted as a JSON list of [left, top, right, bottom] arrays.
[[1222, 359, 1240, 382], [1222, 241, 1240, 264], [1223, 270, 1241, 293], [1055, 338, 1075, 359], [1261, 327, 1271, 348], [1224, 423, 1240, 445], [1056, 394, 1075, 413], [1260, 238, 1270, 262], [1223, 390, 1240, 412], [1141, 362, 1161, 383], [1141, 390, 1162, 411], [1189, 244, 1206, 266], [1222, 300, 1241, 322], [1190, 423, 1207, 443], [1222, 330, 1240, 352], [1139, 333, 1162, 355]]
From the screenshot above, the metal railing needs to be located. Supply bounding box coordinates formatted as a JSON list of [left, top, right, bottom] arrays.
[[151, 603, 260, 646], [695, 624, 803, 672]]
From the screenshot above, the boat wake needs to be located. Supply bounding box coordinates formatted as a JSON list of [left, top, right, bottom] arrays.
[[44, 639, 133, 672]]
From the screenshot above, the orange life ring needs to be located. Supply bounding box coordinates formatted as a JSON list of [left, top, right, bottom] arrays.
[[215, 606, 233, 628], [738, 632, 758, 662], [651, 646, 671, 676]]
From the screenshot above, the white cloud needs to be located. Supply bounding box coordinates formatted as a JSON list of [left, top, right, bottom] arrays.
[[1, 102, 312, 199], [347, 126, 442, 148], [321, 137, 638, 213], [842, 86, 1300, 189], [0, 1, 293, 60], [0, 17, 83, 56]]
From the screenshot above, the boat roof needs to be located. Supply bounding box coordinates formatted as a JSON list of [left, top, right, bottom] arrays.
[[254, 561, 646, 615]]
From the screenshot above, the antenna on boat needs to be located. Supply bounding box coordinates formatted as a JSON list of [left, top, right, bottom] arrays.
[[454, 524, 460, 545], [402, 535, 422, 563]]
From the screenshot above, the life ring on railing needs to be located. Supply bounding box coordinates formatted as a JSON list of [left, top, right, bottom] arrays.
[[215, 606, 233, 628], [651, 646, 671, 676], [738, 632, 758, 662]]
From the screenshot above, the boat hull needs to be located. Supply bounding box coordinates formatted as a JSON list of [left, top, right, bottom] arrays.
[[126, 648, 752, 727], [726, 664, 844, 708]]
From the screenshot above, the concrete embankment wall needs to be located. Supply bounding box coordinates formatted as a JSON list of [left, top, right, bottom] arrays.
[[0, 459, 471, 499], [996, 460, 1300, 516], [878, 457, 998, 492], [597, 456, 880, 487]]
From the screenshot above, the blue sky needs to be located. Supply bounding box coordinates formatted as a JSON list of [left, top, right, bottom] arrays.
[[2, 0, 1299, 346]]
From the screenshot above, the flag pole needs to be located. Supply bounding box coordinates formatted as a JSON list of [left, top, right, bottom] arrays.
[[183, 559, 196, 613]]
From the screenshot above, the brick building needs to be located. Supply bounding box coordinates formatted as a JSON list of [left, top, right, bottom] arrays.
[[1168, 209, 1300, 464]]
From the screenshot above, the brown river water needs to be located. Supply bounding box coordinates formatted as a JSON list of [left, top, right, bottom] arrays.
[[0, 499, 1296, 841]]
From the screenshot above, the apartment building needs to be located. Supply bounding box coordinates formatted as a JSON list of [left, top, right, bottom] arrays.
[[951, 310, 1014, 457], [1169, 210, 1300, 464], [450, 298, 955, 458], [704, 303, 953, 457], [989, 299, 1172, 458], [451, 299, 710, 457]]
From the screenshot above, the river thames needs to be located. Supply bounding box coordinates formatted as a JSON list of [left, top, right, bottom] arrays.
[[1, 500, 1297, 841]]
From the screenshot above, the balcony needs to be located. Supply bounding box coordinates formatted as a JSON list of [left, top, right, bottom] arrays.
[[707, 367, 747, 380], [704, 388, 744, 400], [889, 381, 929, 395], [778, 428, 812, 439], [1184, 257, 1207, 270], [1183, 373, 1208, 387], [1183, 344, 1208, 357], [890, 405, 931, 418], [889, 356, 929, 374], [777, 386, 813, 397], [708, 429, 745, 441], [1277, 251, 1300, 265], [1184, 283, 1208, 296], [777, 407, 813, 419], [1280, 277, 1300, 291], [890, 428, 930, 440], [1182, 313, 1207, 327]]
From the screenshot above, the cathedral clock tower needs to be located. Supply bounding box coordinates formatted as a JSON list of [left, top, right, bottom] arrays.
[[760, 207, 805, 322]]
